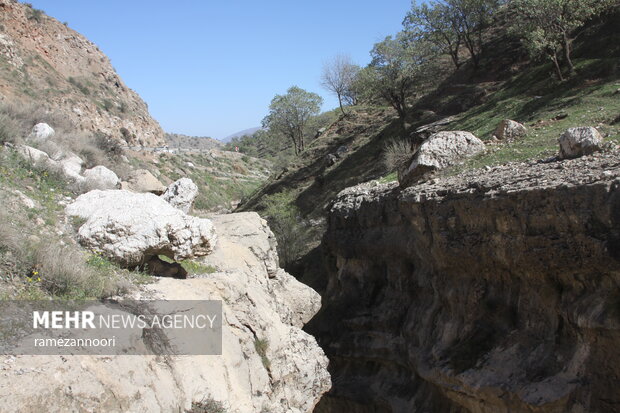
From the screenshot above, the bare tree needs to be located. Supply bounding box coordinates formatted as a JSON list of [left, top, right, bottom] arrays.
[[320, 54, 360, 116]]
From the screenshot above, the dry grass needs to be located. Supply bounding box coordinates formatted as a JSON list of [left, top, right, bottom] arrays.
[[0, 210, 130, 299], [382, 138, 418, 172], [0, 112, 22, 145]]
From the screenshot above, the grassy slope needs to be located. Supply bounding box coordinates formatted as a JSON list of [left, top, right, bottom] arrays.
[[127, 149, 271, 213]]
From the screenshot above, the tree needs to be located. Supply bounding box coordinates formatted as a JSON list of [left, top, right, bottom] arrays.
[[355, 34, 436, 125], [510, 0, 613, 80], [320, 55, 360, 116], [262, 86, 323, 155], [404, 1, 464, 69], [404, 0, 500, 70]]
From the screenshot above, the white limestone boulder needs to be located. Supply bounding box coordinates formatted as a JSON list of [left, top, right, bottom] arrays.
[[161, 177, 198, 213], [559, 126, 603, 159], [399, 131, 485, 188], [82, 165, 120, 191], [65, 190, 216, 266], [28, 122, 55, 141]]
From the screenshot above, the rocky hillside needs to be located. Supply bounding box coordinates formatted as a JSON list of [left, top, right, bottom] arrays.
[[0, 0, 164, 146], [165, 132, 222, 151], [307, 148, 620, 412]]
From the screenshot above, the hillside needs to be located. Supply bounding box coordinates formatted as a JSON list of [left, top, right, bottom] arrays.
[[0, 0, 164, 146], [238, 8, 620, 269], [222, 126, 262, 143], [165, 132, 222, 152]]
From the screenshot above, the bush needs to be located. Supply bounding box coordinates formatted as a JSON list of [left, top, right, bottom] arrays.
[[0, 112, 22, 145], [254, 337, 271, 370], [186, 397, 227, 413], [0, 211, 129, 299], [382, 138, 417, 172]]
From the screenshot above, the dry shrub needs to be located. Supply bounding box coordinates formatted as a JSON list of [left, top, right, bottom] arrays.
[[382, 138, 418, 172], [0, 112, 23, 145], [0, 102, 74, 136], [35, 243, 129, 299], [0, 211, 129, 299]]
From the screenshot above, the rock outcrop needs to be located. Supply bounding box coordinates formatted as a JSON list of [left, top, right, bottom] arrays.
[[559, 126, 603, 158], [65, 190, 216, 266], [398, 131, 485, 188], [309, 149, 620, 413], [162, 177, 198, 213], [0, 212, 330, 413], [0, 1, 165, 146]]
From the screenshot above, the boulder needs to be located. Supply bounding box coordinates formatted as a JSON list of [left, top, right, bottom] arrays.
[[493, 119, 526, 141], [65, 190, 217, 267], [58, 153, 84, 183], [16, 144, 51, 165], [82, 165, 120, 191], [121, 169, 166, 194], [28, 123, 54, 141], [559, 126, 603, 159], [161, 177, 198, 213], [399, 131, 485, 188]]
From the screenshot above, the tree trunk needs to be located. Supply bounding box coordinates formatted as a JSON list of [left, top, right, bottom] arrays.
[[563, 33, 575, 73], [550, 52, 564, 81], [337, 94, 346, 116]]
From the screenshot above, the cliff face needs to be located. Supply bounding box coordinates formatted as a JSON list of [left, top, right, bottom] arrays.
[[308, 150, 620, 413], [0, 0, 164, 146]]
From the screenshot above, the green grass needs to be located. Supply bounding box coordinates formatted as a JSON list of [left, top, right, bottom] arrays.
[[445, 58, 620, 171], [378, 57, 620, 182], [254, 337, 271, 370]]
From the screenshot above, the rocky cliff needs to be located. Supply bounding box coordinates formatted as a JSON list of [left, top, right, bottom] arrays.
[[0, 0, 164, 146], [308, 150, 620, 412]]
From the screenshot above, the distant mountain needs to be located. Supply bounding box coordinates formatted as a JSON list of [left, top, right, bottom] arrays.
[[165, 133, 222, 151], [221, 127, 262, 143]]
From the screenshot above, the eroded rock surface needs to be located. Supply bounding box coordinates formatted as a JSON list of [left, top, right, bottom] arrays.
[[309, 149, 620, 413], [65, 190, 216, 266], [0, 212, 330, 413]]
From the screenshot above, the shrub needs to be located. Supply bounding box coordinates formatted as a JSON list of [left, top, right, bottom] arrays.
[[382, 138, 417, 172], [254, 337, 271, 370], [186, 397, 227, 413], [0, 112, 22, 145], [262, 191, 307, 267]]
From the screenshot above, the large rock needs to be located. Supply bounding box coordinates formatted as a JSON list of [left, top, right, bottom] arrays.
[[121, 169, 166, 194], [28, 123, 55, 141], [559, 126, 603, 158], [82, 165, 120, 191], [161, 177, 198, 213], [16, 145, 87, 185], [0, 212, 329, 413], [398, 131, 485, 188], [57, 152, 85, 183], [493, 119, 526, 141], [65, 190, 216, 267], [16, 144, 51, 165]]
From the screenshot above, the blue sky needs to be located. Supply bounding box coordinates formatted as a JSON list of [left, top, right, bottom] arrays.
[[29, 1, 412, 139]]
